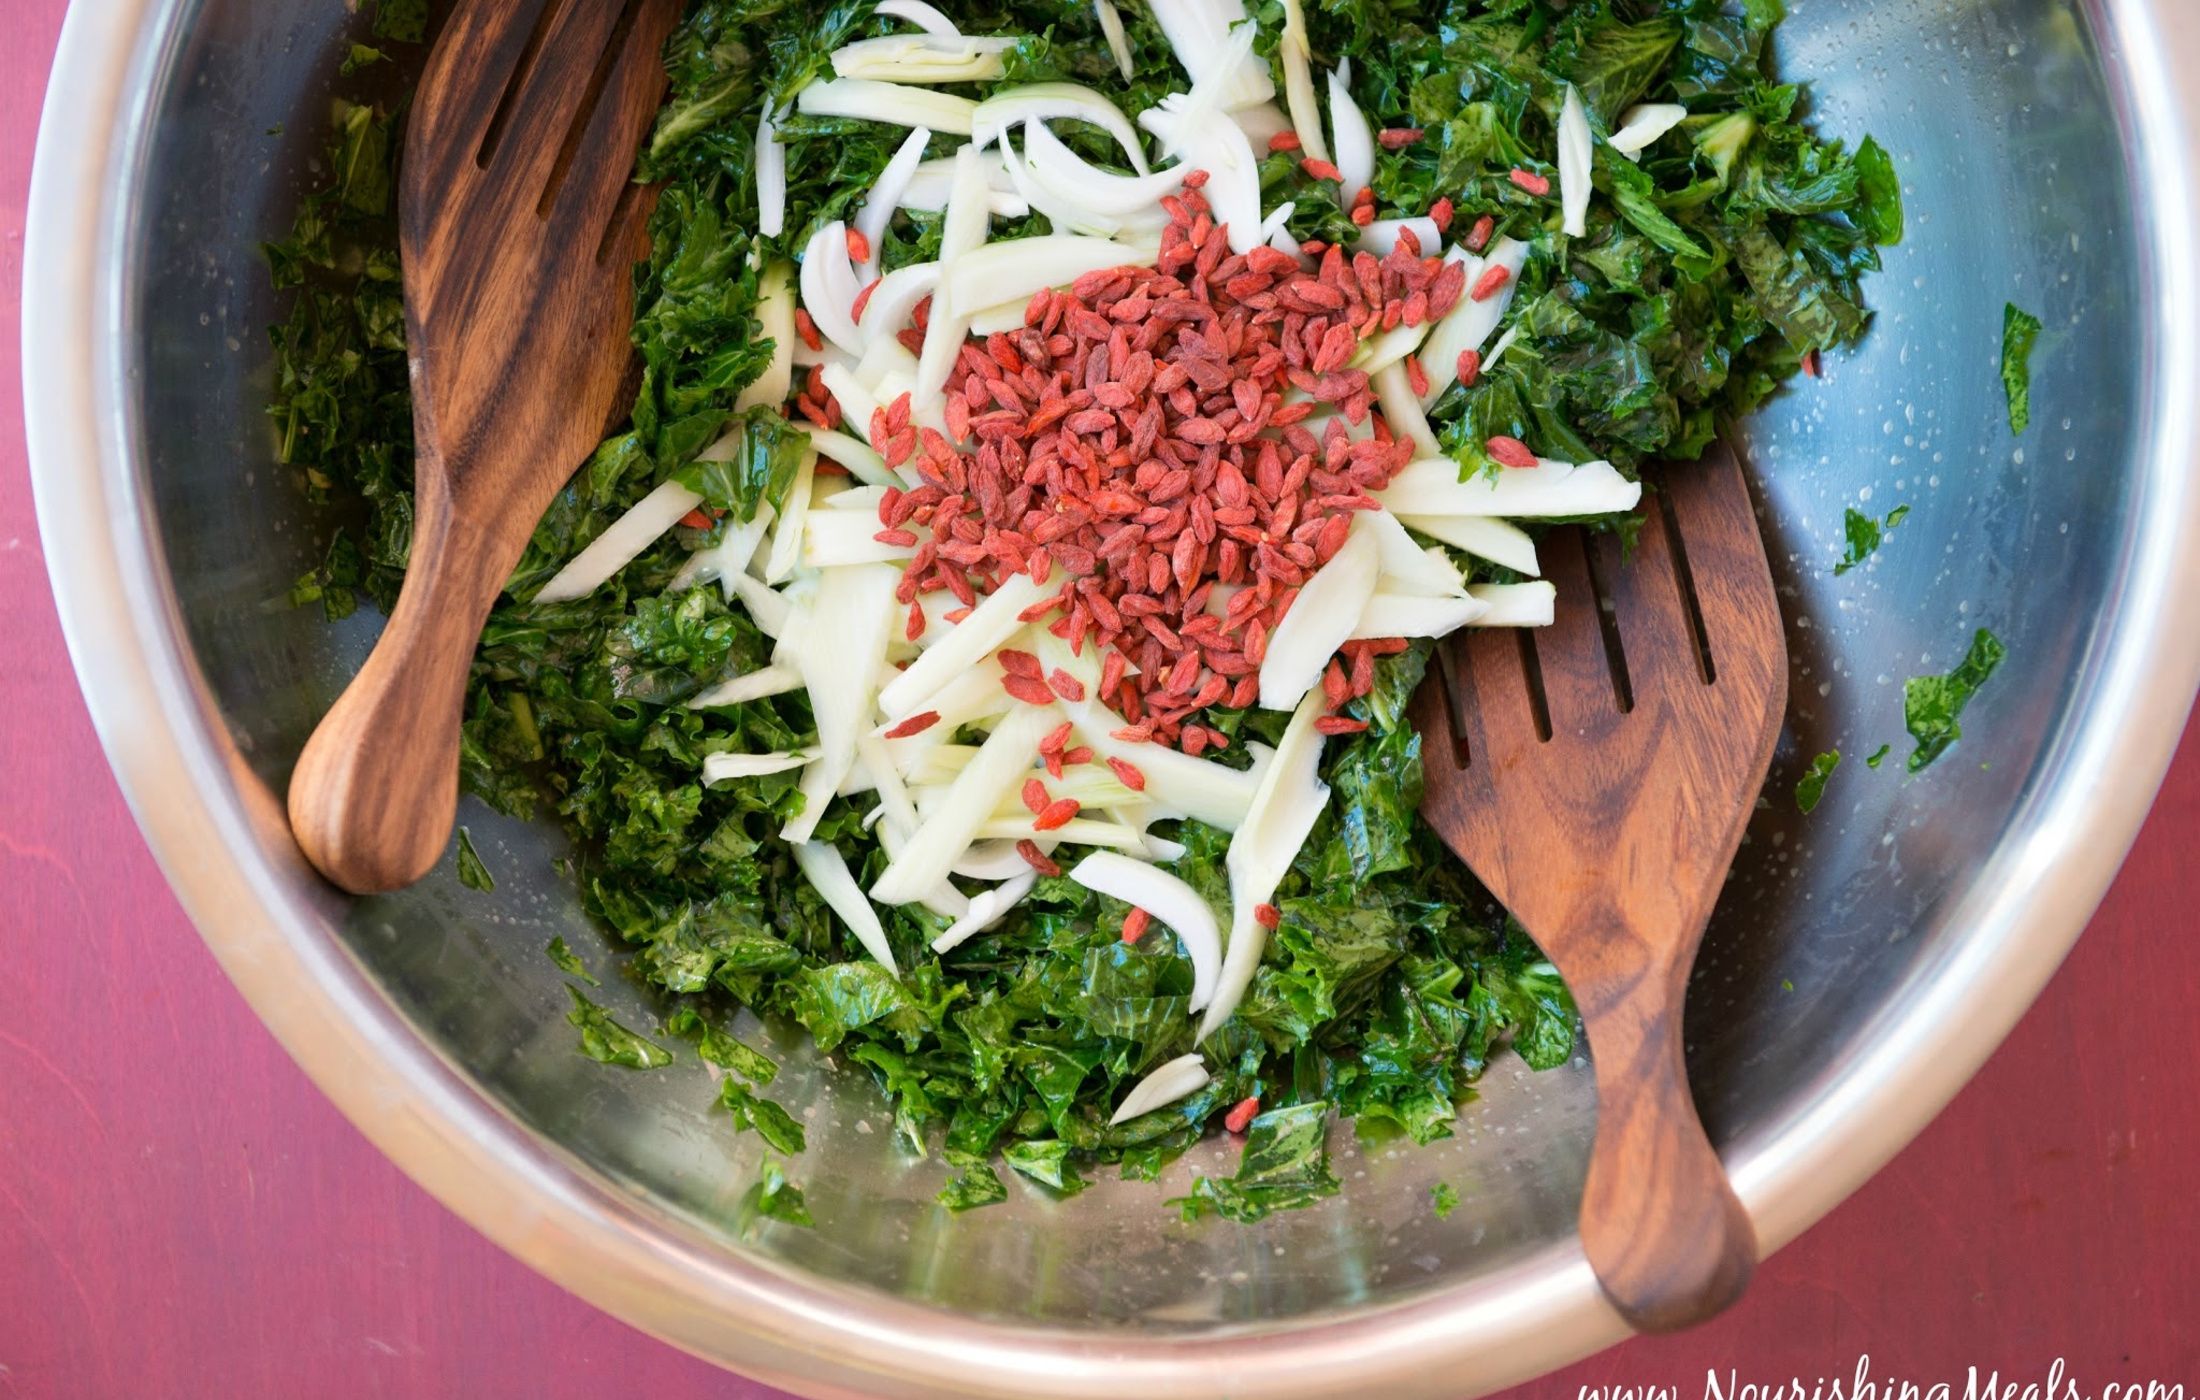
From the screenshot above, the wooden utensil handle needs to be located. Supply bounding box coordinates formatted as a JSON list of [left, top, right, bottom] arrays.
[[1575, 933, 1758, 1333], [286, 468, 510, 895]]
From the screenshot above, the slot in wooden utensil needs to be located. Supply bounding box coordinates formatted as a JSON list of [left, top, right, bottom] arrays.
[[288, 0, 681, 893], [1410, 441, 1785, 1332]]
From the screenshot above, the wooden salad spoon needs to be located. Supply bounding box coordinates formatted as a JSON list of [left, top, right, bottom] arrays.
[[1410, 441, 1785, 1332], [289, 0, 680, 893]]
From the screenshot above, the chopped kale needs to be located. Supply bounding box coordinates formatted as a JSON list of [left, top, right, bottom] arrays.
[[937, 1163, 1010, 1212], [1865, 744, 1892, 770], [1431, 1181, 1460, 1219], [1170, 1102, 1340, 1223], [1795, 750, 1840, 814], [1835, 503, 1908, 575], [455, 826, 494, 892], [2001, 303, 2043, 435], [1905, 630, 2008, 772], [565, 986, 673, 1070], [745, 1156, 813, 1228], [545, 936, 599, 986], [720, 1078, 808, 1156]]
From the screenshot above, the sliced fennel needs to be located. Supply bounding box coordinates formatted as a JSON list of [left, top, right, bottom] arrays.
[[871, 703, 1057, 905], [932, 872, 1038, 953], [781, 563, 899, 844], [1108, 1052, 1211, 1126], [1200, 688, 1331, 1039], [671, 498, 774, 594], [533, 478, 702, 604], [1371, 360, 1442, 459], [1377, 457, 1643, 519], [875, 0, 959, 35], [914, 145, 994, 409], [1417, 236, 1530, 407], [1468, 581, 1558, 628], [1558, 85, 1593, 238], [702, 748, 818, 782], [1327, 61, 1375, 203], [1396, 512, 1541, 577], [796, 78, 979, 135], [879, 571, 1047, 716], [1349, 592, 1488, 639], [944, 235, 1155, 318], [1610, 103, 1688, 158], [830, 34, 1018, 84], [1258, 521, 1379, 709], [854, 128, 933, 282], [791, 841, 899, 971], [688, 662, 802, 709]]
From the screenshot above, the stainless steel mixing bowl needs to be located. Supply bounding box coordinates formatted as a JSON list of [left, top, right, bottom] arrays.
[[23, 1, 2200, 1395]]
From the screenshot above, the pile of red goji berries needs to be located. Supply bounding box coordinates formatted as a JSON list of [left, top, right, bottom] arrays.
[[869, 178, 1474, 753]]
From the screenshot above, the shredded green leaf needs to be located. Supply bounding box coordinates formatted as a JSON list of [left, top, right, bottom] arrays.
[[1431, 1181, 1460, 1218], [2001, 303, 2043, 435], [1904, 630, 2008, 772], [745, 1156, 814, 1228], [546, 936, 600, 986], [1795, 750, 1840, 814], [455, 826, 495, 892], [565, 986, 674, 1070]]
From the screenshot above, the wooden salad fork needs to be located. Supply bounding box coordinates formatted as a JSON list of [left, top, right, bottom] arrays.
[[288, 0, 680, 893], [1410, 442, 1785, 1332]]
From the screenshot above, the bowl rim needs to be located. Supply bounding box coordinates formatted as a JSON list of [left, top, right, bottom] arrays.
[[23, 2, 2200, 1395]]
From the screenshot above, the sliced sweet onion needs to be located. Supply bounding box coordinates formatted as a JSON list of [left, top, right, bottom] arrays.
[[1326, 61, 1375, 204], [880, 571, 1046, 716], [952, 839, 1038, 881], [872, 702, 1057, 904], [1020, 121, 1186, 216], [799, 220, 866, 356], [1278, 0, 1328, 165], [688, 662, 802, 709], [1200, 689, 1329, 1039], [1138, 93, 1262, 255], [1378, 457, 1643, 518], [1258, 522, 1378, 709], [1417, 236, 1531, 407], [702, 747, 817, 782], [932, 871, 1038, 953], [1070, 852, 1222, 1011], [914, 145, 993, 409], [1397, 512, 1541, 577], [672, 498, 774, 594], [944, 234, 1154, 317], [857, 262, 943, 350], [797, 78, 978, 135], [1147, 0, 1272, 111], [798, 424, 895, 486], [855, 128, 933, 281], [534, 478, 701, 603], [1094, 0, 1135, 80], [971, 83, 1150, 174], [831, 34, 1017, 84], [877, 0, 958, 35], [999, 128, 1127, 238], [761, 445, 818, 583], [791, 841, 898, 971], [1350, 592, 1487, 640], [1359, 507, 1464, 596], [756, 105, 787, 239], [736, 261, 797, 410], [1371, 361, 1441, 459], [1558, 84, 1593, 238], [1609, 103, 1688, 159], [782, 563, 900, 844], [1107, 1052, 1212, 1126], [1357, 216, 1440, 257], [1469, 581, 1558, 628]]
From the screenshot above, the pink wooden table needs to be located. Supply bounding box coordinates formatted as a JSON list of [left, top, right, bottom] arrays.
[[3, 5, 2195, 1395]]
